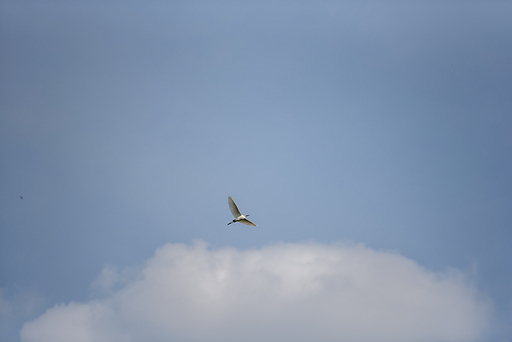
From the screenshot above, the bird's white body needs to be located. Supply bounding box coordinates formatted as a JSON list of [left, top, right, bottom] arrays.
[[227, 196, 257, 226]]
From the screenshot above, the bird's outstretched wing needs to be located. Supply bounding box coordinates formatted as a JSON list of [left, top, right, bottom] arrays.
[[228, 196, 242, 218], [239, 218, 257, 226]]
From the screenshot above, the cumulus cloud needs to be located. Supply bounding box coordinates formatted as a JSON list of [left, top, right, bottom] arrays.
[[21, 241, 491, 342]]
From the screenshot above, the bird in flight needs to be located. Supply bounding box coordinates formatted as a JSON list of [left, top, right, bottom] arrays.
[[227, 196, 257, 226], [19, 196, 23, 200]]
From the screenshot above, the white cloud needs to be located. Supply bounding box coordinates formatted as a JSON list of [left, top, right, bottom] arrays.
[[21, 241, 492, 342]]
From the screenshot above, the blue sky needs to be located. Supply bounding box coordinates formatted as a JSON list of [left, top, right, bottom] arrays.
[[1, 1, 511, 341]]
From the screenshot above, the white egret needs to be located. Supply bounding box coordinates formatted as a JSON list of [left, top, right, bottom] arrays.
[[227, 196, 257, 226]]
